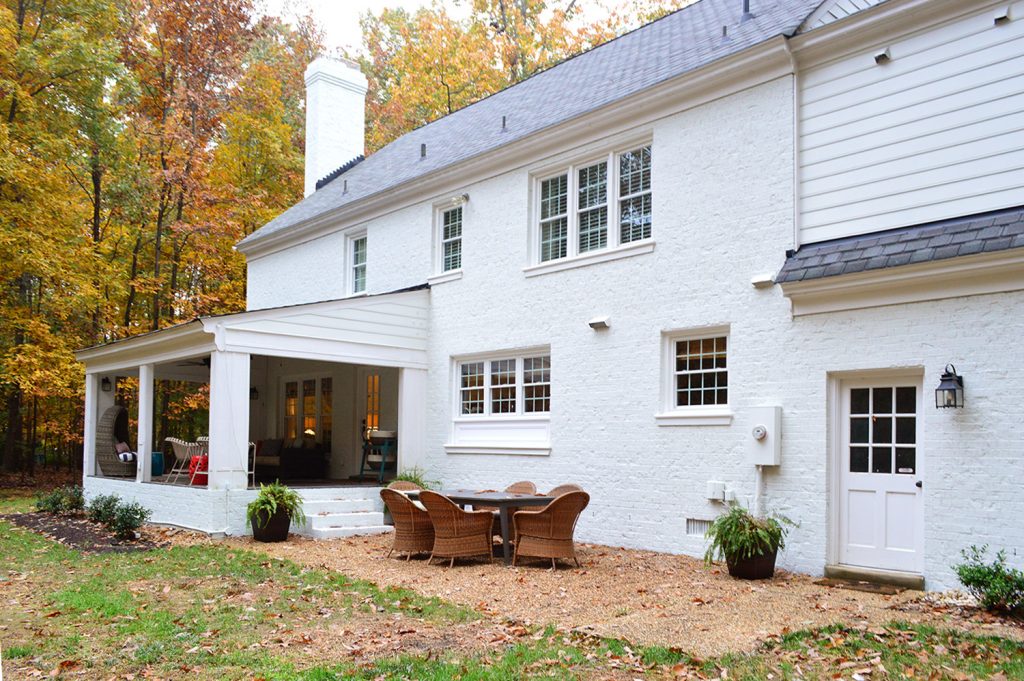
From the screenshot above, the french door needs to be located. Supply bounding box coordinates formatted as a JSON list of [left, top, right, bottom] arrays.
[[838, 377, 923, 573]]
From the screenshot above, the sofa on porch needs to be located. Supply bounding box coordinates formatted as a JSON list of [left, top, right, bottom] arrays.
[[253, 439, 328, 481]]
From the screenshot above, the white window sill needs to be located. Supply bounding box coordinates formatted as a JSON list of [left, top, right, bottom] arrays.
[[655, 407, 734, 426], [523, 239, 655, 278], [452, 414, 550, 423], [345, 291, 368, 299], [427, 270, 463, 285], [444, 444, 551, 456]]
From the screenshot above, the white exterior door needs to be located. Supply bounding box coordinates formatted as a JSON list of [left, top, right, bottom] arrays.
[[838, 378, 923, 573]]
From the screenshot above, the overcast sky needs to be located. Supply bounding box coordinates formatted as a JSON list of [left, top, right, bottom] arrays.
[[258, 0, 473, 54]]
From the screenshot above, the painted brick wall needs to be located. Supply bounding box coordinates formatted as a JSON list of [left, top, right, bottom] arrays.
[[245, 75, 1023, 589]]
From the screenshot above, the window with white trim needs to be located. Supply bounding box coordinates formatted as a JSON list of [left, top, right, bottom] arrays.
[[440, 206, 463, 272], [658, 328, 732, 426], [350, 233, 367, 294], [536, 144, 651, 263], [458, 354, 551, 417]]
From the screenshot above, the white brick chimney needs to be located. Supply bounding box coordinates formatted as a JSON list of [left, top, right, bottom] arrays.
[[304, 57, 368, 196]]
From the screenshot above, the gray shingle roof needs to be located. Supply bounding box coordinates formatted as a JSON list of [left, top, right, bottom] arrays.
[[775, 205, 1024, 284], [237, 0, 823, 250]]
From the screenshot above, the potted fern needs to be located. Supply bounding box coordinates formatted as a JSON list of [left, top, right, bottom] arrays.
[[704, 505, 792, 580], [247, 481, 305, 542]]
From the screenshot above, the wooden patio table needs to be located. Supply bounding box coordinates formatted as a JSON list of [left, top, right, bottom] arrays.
[[408, 489, 553, 564]]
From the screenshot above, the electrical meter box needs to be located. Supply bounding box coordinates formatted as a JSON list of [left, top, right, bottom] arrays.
[[746, 406, 782, 466]]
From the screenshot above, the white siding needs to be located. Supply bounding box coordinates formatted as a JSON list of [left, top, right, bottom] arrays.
[[798, 2, 1024, 243], [800, 0, 884, 32]]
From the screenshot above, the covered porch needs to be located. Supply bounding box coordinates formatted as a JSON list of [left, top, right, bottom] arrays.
[[75, 287, 429, 534]]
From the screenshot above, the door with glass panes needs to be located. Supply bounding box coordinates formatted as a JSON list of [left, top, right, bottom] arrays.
[[838, 377, 923, 573]]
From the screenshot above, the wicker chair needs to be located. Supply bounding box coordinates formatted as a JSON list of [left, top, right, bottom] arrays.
[[513, 491, 590, 569], [547, 483, 584, 498], [387, 480, 422, 492], [380, 489, 434, 560], [419, 490, 494, 567], [95, 405, 136, 478], [477, 481, 537, 541]]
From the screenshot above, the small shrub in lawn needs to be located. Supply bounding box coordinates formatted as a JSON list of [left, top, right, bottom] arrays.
[[109, 501, 151, 540], [953, 545, 1024, 613], [35, 485, 85, 514], [87, 494, 121, 526]]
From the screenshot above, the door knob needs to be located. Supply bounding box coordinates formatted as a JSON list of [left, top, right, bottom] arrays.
[[915, 480, 923, 488]]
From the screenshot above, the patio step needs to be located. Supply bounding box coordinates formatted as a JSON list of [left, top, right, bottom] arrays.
[[308, 510, 387, 530], [308, 525, 394, 540], [293, 488, 392, 540]]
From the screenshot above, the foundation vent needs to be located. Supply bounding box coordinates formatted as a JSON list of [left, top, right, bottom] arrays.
[[686, 518, 712, 537]]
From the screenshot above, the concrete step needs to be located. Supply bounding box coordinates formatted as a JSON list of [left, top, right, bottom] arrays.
[[308, 525, 394, 540], [302, 498, 378, 515], [307, 510, 386, 530], [297, 486, 384, 501]]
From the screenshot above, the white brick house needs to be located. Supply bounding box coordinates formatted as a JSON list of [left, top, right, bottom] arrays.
[[77, 0, 1024, 590]]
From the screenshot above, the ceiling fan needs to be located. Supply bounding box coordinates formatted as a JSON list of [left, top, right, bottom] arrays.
[[177, 357, 211, 368]]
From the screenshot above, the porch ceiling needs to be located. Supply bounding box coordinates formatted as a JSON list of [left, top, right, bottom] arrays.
[[75, 286, 430, 374]]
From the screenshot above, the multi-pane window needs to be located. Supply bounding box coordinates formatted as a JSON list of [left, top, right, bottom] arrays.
[[523, 356, 551, 412], [302, 379, 317, 435], [441, 206, 463, 272], [284, 381, 298, 440], [849, 386, 917, 475], [619, 146, 652, 243], [540, 175, 568, 262], [351, 235, 367, 293], [365, 373, 381, 431], [458, 354, 552, 416], [674, 336, 728, 407], [321, 378, 333, 449], [537, 144, 651, 263]]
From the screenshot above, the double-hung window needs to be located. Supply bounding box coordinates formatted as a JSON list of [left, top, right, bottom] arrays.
[[458, 354, 551, 417], [441, 206, 463, 272], [657, 327, 733, 426], [535, 144, 652, 265], [350, 233, 367, 294], [449, 351, 552, 456]]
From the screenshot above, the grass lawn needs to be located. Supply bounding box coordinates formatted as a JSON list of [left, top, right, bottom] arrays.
[[1, 490, 1022, 679]]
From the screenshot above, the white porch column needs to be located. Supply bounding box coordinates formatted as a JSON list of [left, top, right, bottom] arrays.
[[83, 374, 99, 482], [397, 367, 428, 473], [208, 351, 250, 490], [136, 364, 154, 483]]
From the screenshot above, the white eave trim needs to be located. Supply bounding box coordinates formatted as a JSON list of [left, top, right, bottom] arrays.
[[780, 248, 1024, 316], [443, 444, 551, 457], [237, 37, 795, 260]]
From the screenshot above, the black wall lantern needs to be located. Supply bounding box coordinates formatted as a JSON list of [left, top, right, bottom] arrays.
[[100, 377, 112, 392], [935, 364, 964, 409]]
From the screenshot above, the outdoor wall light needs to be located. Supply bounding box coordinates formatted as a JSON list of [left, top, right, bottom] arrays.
[[249, 387, 259, 401], [935, 364, 964, 409], [449, 193, 469, 207], [588, 316, 610, 330], [101, 377, 112, 392]]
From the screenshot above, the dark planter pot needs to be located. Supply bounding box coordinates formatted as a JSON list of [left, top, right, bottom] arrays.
[[726, 549, 778, 580], [251, 508, 291, 542]]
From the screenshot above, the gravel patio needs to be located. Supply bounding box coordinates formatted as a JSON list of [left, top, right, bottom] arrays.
[[207, 532, 1024, 657]]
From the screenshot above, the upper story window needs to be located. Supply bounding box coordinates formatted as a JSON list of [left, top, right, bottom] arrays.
[[458, 354, 551, 417], [350, 233, 367, 294], [536, 144, 652, 264], [441, 206, 463, 272]]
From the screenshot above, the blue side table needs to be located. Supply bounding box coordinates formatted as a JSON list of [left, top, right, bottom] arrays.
[[151, 451, 165, 477]]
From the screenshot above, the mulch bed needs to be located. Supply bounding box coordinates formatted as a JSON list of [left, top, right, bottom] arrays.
[[0, 512, 167, 554]]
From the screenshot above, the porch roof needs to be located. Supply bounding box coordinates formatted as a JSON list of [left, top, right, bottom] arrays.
[[75, 285, 430, 374]]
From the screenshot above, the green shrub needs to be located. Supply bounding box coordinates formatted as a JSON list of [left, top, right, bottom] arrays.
[[87, 494, 121, 526], [954, 545, 1024, 613], [34, 485, 85, 514], [246, 481, 305, 529], [390, 466, 439, 490], [704, 505, 793, 565], [109, 501, 151, 540]]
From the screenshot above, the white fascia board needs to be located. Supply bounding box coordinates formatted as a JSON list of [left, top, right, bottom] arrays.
[[791, 0, 1003, 67], [215, 287, 430, 326], [220, 329, 428, 369], [76, 321, 215, 374], [780, 248, 1024, 316], [238, 38, 795, 261]]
